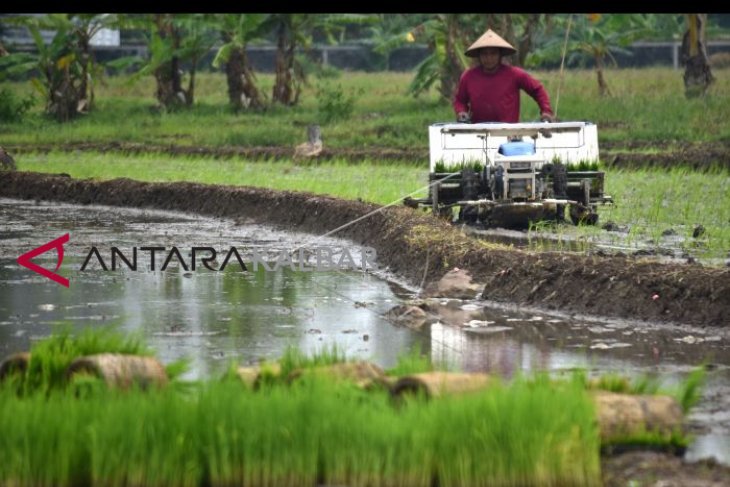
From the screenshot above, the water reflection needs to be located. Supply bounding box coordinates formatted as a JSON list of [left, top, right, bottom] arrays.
[[0, 198, 427, 379], [1, 197, 729, 465]]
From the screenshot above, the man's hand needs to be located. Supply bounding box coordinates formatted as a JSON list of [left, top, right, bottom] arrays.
[[457, 112, 471, 123], [540, 112, 555, 123]]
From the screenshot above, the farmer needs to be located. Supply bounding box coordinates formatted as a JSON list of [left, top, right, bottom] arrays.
[[453, 29, 554, 124]]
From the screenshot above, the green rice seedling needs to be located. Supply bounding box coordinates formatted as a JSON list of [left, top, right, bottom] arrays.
[[675, 366, 706, 414], [433, 160, 485, 173], [597, 166, 730, 262], [385, 344, 434, 376], [277, 342, 347, 378], [0, 351, 604, 486], [21, 325, 152, 395]]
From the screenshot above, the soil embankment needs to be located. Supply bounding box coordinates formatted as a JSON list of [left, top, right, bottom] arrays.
[[6, 140, 730, 169], [2, 171, 728, 327]]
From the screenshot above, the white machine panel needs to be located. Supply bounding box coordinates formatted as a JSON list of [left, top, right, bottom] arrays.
[[429, 121, 599, 172]]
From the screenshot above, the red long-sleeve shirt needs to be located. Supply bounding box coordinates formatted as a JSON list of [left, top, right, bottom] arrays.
[[453, 64, 553, 123]]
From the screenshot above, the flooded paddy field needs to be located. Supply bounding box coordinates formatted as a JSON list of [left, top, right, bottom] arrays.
[[1, 197, 729, 467]]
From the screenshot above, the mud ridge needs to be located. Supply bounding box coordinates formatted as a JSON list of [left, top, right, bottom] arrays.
[[7, 141, 730, 170], [1, 171, 729, 327], [6, 143, 426, 164]]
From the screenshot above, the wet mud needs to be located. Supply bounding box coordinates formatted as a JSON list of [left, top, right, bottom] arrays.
[[1, 171, 728, 328], [602, 451, 730, 486], [7, 140, 730, 169]]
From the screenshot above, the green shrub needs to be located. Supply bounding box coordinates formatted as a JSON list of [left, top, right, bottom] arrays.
[[316, 82, 361, 124], [0, 88, 35, 122]]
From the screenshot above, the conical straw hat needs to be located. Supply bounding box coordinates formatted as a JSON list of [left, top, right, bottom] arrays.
[[465, 29, 517, 57]]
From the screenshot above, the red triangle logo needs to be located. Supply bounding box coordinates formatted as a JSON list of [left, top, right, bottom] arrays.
[[17, 234, 70, 288]]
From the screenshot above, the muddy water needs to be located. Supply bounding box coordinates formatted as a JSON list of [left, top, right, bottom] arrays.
[[1, 197, 728, 465], [0, 198, 425, 378]]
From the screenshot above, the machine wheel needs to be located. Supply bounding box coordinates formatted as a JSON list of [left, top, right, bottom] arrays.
[[438, 205, 454, 221], [552, 162, 567, 222], [460, 168, 479, 200], [552, 162, 567, 198], [570, 204, 599, 226], [580, 178, 591, 206], [403, 196, 419, 209], [458, 204, 479, 224]]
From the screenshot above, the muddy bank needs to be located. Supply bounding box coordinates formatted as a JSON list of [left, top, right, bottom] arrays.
[[7, 140, 730, 169], [602, 451, 730, 486], [6, 142, 424, 164], [1, 171, 729, 327], [602, 141, 730, 171]]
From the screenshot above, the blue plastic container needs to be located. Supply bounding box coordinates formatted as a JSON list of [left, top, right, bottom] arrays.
[[498, 141, 536, 156]]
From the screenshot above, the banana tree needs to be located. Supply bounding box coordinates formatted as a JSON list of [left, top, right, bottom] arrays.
[[681, 14, 714, 98], [406, 14, 482, 101], [122, 14, 217, 110], [262, 14, 376, 106], [211, 14, 269, 111], [260, 14, 313, 106], [0, 14, 117, 121], [567, 14, 652, 97]]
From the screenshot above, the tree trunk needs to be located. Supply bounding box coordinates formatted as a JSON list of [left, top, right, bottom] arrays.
[[226, 46, 245, 110], [485, 13, 512, 41], [47, 63, 82, 122], [681, 14, 715, 98], [595, 54, 611, 97], [75, 31, 93, 111], [517, 14, 541, 67], [226, 46, 265, 111], [502, 14, 515, 63], [154, 15, 186, 110], [273, 22, 295, 106], [186, 55, 197, 107], [440, 15, 466, 101], [154, 56, 185, 108]]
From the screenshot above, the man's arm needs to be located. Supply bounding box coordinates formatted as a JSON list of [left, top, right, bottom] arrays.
[[517, 68, 554, 120], [453, 72, 471, 121]]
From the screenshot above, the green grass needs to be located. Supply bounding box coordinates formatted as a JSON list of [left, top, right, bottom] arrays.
[[2, 68, 730, 149], [15, 150, 430, 204]]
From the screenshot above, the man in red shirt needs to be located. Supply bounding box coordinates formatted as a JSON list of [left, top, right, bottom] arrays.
[[453, 29, 554, 124]]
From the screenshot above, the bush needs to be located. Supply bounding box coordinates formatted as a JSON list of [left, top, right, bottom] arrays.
[[0, 88, 35, 122], [709, 52, 730, 69], [315, 82, 361, 124], [296, 53, 342, 80]]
